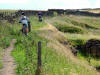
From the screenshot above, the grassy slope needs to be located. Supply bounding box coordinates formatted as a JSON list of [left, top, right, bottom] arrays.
[[47, 15, 100, 44], [46, 15, 100, 72], [0, 15, 99, 75], [80, 9, 100, 13]]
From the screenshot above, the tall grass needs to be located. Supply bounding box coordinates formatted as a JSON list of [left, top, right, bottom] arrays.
[[47, 15, 100, 73], [0, 15, 100, 75]]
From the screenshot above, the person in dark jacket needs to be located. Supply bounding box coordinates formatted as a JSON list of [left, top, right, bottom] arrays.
[[38, 12, 43, 22]]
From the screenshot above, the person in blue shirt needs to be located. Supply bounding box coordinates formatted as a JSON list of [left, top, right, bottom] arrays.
[[19, 12, 30, 36]]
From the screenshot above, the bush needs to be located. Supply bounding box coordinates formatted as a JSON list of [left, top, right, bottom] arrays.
[[71, 20, 97, 29], [68, 39, 85, 47], [55, 24, 84, 34], [0, 37, 11, 49]]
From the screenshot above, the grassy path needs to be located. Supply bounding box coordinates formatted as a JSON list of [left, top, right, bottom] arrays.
[[0, 39, 16, 75]]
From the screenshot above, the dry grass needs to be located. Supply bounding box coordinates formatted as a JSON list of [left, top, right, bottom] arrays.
[[80, 9, 100, 13], [38, 22, 100, 75], [0, 10, 18, 13]]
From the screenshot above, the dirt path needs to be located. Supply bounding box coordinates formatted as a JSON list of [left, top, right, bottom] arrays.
[[0, 39, 16, 75]]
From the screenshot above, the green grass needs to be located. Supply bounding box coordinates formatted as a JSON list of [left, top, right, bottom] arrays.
[[71, 20, 98, 29], [30, 16, 47, 29], [47, 15, 100, 44], [0, 47, 3, 69], [54, 23, 84, 34], [12, 32, 71, 75], [10, 16, 98, 75], [0, 16, 47, 73], [0, 15, 100, 75], [10, 17, 73, 75], [0, 10, 17, 14], [80, 9, 100, 13], [10, 21, 70, 75], [47, 15, 100, 72], [0, 21, 13, 68], [12, 32, 98, 75]]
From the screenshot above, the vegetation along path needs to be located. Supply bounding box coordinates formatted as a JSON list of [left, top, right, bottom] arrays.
[[0, 39, 16, 75]]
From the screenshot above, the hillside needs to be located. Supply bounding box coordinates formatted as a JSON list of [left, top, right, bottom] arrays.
[[46, 15, 100, 73], [0, 14, 100, 75], [80, 9, 100, 13]]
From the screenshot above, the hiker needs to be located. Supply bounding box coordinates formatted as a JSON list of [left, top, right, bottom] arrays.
[[38, 12, 43, 22], [19, 12, 31, 36]]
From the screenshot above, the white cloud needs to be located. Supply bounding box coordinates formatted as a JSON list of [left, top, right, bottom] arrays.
[[0, 0, 97, 9], [0, 0, 29, 4], [37, 0, 91, 9], [94, 0, 100, 8]]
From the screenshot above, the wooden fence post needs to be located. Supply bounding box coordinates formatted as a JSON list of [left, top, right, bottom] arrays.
[[38, 41, 42, 69], [28, 22, 31, 32], [36, 41, 42, 75]]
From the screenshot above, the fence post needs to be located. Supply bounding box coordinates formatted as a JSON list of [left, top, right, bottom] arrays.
[[36, 41, 42, 75], [28, 22, 31, 32]]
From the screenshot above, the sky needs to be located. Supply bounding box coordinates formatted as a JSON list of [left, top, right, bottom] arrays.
[[0, 0, 100, 10]]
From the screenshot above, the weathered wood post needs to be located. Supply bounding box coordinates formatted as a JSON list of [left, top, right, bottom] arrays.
[[38, 41, 42, 70], [28, 22, 31, 32], [36, 41, 42, 75]]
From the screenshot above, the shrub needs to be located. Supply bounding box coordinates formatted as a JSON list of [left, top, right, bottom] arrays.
[[71, 20, 97, 29], [0, 37, 11, 49], [55, 24, 84, 34], [68, 39, 85, 47]]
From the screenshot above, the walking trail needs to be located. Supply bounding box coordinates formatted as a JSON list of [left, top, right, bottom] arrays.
[[0, 39, 16, 75]]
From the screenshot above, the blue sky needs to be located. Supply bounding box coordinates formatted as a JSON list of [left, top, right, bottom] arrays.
[[0, 0, 100, 10]]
